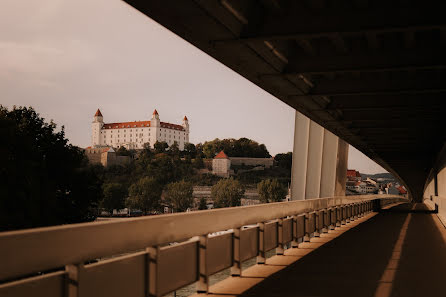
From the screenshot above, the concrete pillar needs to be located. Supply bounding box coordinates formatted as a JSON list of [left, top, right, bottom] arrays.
[[320, 130, 339, 198], [290, 111, 310, 200], [334, 139, 349, 196], [305, 121, 324, 199]]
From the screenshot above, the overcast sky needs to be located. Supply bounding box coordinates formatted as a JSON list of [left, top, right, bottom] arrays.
[[1, 0, 386, 174]]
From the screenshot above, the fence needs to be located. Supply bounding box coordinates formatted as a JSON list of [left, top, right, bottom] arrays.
[[0, 195, 405, 297]]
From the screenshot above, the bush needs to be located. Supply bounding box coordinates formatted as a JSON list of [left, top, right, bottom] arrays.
[[211, 178, 245, 208]]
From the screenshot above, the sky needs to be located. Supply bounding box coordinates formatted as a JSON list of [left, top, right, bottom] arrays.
[[0, 0, 386, 174]]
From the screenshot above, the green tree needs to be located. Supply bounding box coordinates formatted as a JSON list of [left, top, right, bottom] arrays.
[[257, 179, 287, 203], [193, 154, 204, 169], [198, 197, 208, 210], [201, 138, 271, 158], [211, 178, 245, 208], [126, 177, 162, 214], [154, 141, 168, 153], [275, 152, 293, 170], [116, 146, 135, 157], [101, 183, 127, 213], [0, 106, 101, 231], [165, 180, 194, 212], [183, 142, 197, 158], [167, 141, 180, 157]]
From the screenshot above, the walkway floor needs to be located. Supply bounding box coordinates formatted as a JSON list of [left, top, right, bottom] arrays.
[[238, 203, 446, 297]]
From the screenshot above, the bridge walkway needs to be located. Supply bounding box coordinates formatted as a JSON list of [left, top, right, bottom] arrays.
[[237, 203, 446, 297], [194, 203, 446, 297]]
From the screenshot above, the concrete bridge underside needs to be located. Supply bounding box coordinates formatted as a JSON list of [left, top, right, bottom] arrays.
[[123, 0, 446, 201]]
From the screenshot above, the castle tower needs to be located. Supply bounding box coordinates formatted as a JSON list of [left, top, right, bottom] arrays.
[[182, 116, 189, 143], [92, 109, 103, 147], [151, 109, 160, 142]]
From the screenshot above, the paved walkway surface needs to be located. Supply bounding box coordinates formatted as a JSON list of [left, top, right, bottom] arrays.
[[239, 203, 446, 297]]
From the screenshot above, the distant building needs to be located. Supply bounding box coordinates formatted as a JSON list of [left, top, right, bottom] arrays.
[[347, 169, 362, 181], [212, 151, 231, 177], [91, 109, 189, 150], [84, 147, 131, 167], [211, 150, 275, 177]]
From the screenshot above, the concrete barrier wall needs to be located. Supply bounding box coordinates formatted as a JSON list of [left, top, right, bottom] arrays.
[[424, 166, 446, 225]]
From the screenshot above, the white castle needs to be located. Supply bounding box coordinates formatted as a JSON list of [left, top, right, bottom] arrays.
[[91, 109, 189, 150]]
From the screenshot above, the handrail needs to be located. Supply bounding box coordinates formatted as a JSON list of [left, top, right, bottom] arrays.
[[0, 194, 403, 282]]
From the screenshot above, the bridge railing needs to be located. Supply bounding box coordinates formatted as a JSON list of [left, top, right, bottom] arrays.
[[0, 195, 405, 297]]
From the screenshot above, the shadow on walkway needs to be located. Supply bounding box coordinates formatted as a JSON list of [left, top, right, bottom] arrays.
[[240, 203, 446, 297]]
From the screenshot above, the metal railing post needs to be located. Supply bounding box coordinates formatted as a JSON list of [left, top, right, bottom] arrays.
[[65, 263, 84, 297], [291, 215, 299, 248], [197, 235, 209, 293], [277, 218, 284, 255], [147, 246, 160, 297], [257, 222, 266, 264], [231, 228, 242, 276]]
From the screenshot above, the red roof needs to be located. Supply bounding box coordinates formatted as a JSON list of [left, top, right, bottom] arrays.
[[94, 109, 103, 117], [160, 121, 185, 130], [347, 169, 361, 177], [214, 151, 229, 159], [184, 116, 188, 121], [347, 170, 356, 177], [397, 186, 407, 194], [102, 120, 185, 131], [153, 109, 159, 115]]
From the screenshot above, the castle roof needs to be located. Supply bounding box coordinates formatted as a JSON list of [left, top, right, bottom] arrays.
[[153, 109, 159, 115], [102, 120, 185, 131], [214, 151, 229, 159], [184, 116, 188, 121], [94, 109, 103, 117]]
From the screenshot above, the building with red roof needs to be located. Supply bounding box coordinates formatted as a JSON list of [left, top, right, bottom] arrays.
[[347, 169, 362, 181], [212, 151, 231, 177], [91, 108, 189, 150]]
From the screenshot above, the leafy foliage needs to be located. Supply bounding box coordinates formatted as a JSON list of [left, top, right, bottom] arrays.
[[154, 141, 168, 154], [274, 152, 293, 170], [0, 106, 101, 231], [200, 138, 270, 158], [164, 180, 194, 212], [101, 183, 127, 213], [257, 179, 287, 203], [126, 176, 162, 214], [211, 178, 245, 208], [198, 197, 208, 210]]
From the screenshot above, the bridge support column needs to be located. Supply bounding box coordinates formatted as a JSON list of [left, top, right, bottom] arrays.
[[335, 139, 349, 196], [290, 111, 310, 200], [320, 130, 339, 198], [305, 121, 324, 199]]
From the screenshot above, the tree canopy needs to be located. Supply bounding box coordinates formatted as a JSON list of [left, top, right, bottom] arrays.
[[257, 179, 287, 203], [200, 138, 271, 158], [126, 176, 162, 214], [0, 106, 101, 231], [101, 183, 127, 213], [164, 180, 194, 212], [211, 178, 245, 208], [274, 152, 293, 170]]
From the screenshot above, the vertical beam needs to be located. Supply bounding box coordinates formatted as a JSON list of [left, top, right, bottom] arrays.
[[277, 218, 284, 255], [147, 246, 159, 297], [257, 222, 266, 264], [305, 121, 324, 199], [320, 130, 339, 197], [290, 111, 310, 200], [231, 228, 241, 276], [335, 139, 349, 196], [434, 172, 439, 196], [197, 235, 209, 293], [66, 263, 84, 297]]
